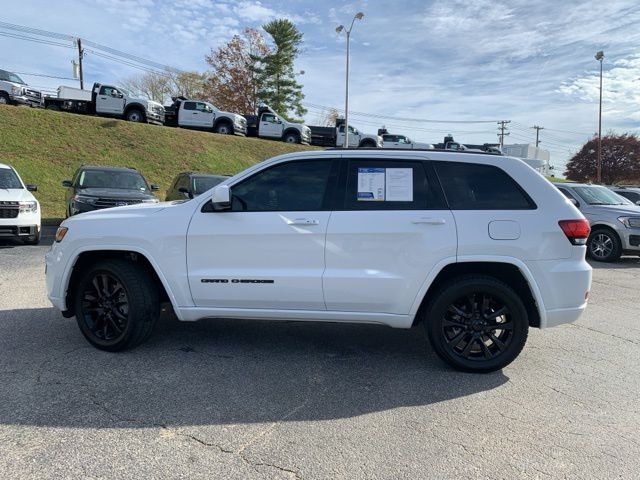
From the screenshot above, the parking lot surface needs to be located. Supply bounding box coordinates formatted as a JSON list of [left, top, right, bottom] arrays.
[[1, 228, 639, 479]]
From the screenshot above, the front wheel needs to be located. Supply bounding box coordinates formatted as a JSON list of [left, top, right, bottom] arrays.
[[423, 275, 529, 373], [215, 122, 233, 134], [360, 140, 376, 148], [587, 228, 622, 262], [126, 108, 145, 123], [23, 230, 40, 245], [0, 92, 10, 105], [74, 259, 160, 351], [284, 132, 300, 144]]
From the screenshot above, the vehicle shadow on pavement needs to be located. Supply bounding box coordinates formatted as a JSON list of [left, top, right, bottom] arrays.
[[0, 307, 508, 429], [589, 256, 640, 269]]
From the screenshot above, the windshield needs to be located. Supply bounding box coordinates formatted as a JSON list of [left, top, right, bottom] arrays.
[[118, 87, 133, 97], [0, 70, 26, 85], [193, 175, 226, 194], [78, 170, 149, 191], [574, 186, 632, 205], [0, 168, 23, 189]]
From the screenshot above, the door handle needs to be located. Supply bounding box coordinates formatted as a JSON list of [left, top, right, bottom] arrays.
[[411, 218, 446, 225], [287, 218, 320, 226]]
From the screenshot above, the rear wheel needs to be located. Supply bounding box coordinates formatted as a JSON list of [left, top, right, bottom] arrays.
[[74, 259, 160, 351], [126, 108, 145, 123], [284, 132, 300, 144], [0, 92, 9, 105], [423, 275, 529, 373], [587, 228, 622, 262]]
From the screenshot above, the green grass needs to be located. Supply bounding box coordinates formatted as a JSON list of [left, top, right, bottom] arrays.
[[0, 105, 316, 219], [545, 176, 573, 183]]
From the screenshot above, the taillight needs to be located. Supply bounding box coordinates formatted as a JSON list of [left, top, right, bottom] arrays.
[[558, 219, 591, 245]]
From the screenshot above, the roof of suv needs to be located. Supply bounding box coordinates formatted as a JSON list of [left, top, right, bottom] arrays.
[[77, 165, 139, 173]]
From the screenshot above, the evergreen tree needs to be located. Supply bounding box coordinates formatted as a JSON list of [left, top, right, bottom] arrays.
[[253, 19, 306, 118]]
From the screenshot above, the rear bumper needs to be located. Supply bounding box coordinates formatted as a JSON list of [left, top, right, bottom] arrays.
[[544, 304, 587, 328]]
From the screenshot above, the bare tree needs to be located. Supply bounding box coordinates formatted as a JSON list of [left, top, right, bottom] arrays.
[[120, 70, 209, 104]]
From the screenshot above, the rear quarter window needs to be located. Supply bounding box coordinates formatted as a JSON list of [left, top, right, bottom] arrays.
[[434, 161, 536, 210]]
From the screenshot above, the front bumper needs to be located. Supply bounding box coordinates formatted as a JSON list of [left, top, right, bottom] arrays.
[[301, 130, 312, 145], [10, 94, 41, 107], [147, 110, 165, 125], [0, 224, 39, 238], [620, 226, 640, 252], [234, 122, 248, 136]]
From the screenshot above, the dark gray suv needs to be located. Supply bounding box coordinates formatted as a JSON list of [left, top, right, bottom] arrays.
[[556, 183, 640, 262]]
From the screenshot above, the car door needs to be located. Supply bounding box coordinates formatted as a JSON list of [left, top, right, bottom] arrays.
[[194, 102, 215, 128], [187, 157, 339, 310], [323, 157, 456, 314], [178, 101, 199, 127], [259, 113, 282, 138], [96, 85, 125, 115], [336, 125, 359, 147]]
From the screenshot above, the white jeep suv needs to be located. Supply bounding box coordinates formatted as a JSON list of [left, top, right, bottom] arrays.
[[0, 163, 41, 244], [45, 150, 592, 372]]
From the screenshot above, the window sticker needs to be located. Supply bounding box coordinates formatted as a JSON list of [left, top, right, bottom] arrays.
[[357, 167, 385, 201], [385, 168, 413, 201]]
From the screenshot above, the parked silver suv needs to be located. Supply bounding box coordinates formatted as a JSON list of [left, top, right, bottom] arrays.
[[556, 183, 640, 261]]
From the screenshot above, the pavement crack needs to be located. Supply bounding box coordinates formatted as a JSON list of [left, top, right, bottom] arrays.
[[569, 323, 640, 346], [254, 462, 301, 479], [179, 434, 234, 454]]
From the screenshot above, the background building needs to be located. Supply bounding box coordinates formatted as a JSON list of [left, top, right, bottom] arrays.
[[502, 144, 551, 175]]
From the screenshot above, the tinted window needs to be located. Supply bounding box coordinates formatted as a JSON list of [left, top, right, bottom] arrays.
[[342, 160, 445, 211], [261, 113, 276, 122], [231, 160, 334, 211], [558, 188, 576, 200], [435, 162, 535, 210], [99, 86, 118, 96], [615, 190, 640, 203], [0, 168, 22, 189], [574, 186, 631, 206], [193, 176, 226, 194], [184, 102, 196, 111]]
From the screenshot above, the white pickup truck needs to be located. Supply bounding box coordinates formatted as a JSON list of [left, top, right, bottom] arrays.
[[43, 82, 165, 125], [244, 105, 311, 144], [164, 97, 247, 135], [381, 133, 433, 149], [310, 120, 382, 148], [0, 69, 42, 106]]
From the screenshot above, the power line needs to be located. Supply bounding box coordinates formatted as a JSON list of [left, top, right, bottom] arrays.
[[0, 31, 74, 48], [303, 102, 502, 124], [13, 71, 76, 81], [497, 120, 510, 148]]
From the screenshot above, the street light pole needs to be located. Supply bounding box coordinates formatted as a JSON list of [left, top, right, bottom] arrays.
[[336, 12, 364, 149], [595, 50, 604, 184]]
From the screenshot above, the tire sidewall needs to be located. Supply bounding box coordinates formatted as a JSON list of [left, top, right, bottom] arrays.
[[126, 109, 144, 122], [0, 93, 9, 105], [587, 228, 621, 262], [425, 277, 529, 372], [216, 123, 232, 134], [284, 133, 300, 144]]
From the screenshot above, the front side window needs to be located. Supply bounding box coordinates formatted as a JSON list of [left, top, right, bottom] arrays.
[[195, 102, 209, 112], [99, 86, 115, 96], [342, 160, 445, 210], [183, 102, 196, 111], [0, 70, 26, 84], [231, 160, 334, 211], [261, 113, 276, 123], [435, 162, 535, 210], [0, 168, 23, 189]]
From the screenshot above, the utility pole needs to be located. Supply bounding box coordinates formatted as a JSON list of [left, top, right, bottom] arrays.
[[497, 120, 511, 148], [595, 50, 604, 184], [76, 38, 84, 90], [531, 125, 544, 147]]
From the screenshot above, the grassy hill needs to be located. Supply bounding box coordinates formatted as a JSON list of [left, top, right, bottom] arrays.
[[0, 105, 315, 219]]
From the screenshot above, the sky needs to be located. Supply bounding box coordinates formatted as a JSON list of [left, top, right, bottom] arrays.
[[2, 0, 640, 173]]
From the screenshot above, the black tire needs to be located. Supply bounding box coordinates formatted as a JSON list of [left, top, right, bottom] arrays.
[[284, 132, 301, 144], [23, 230, 40, 245], [126, 108, 145, 123], [587, 228, 622, 262], [0, 92, 10, 105], [73, 259, 160, 351], [423, 275, 529, 373], [360, 140, 376, 148], [215, 122, 233, 134]]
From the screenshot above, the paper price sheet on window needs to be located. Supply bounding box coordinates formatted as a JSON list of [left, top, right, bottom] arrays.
[[357, 167, 413, 202]]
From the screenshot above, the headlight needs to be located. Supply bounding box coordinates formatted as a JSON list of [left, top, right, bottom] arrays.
[[618, 216, 640, 228], [55, 226, 68, 243], [19, 201, 38, 213], [142, 198, 159, 203], [11, 85, 22, 95], [73, 194, 95, 204]]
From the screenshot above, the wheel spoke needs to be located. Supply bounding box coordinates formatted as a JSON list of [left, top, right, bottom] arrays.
[[443, 317, 465, 328], [487, 321, 513, 331], [479, 337, 493, 359], [107, 316, 124, 334], [461, 337, 477, 357], [447, 304, 469, 318], [485, 306, 508, 320], [446, 330, 467, 348]]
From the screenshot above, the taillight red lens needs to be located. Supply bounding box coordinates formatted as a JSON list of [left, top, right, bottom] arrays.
[[558, 219, 591, 245]]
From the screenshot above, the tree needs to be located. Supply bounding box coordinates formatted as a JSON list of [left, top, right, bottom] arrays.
[[121, 70, 208, 104], [253, 19, 306, 118], [205, 28, 269, 114], [565, 133, 640, 184]]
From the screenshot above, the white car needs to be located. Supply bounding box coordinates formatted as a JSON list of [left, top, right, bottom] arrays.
[[45, 150, 592, 372], [0, 163, 41, 244]]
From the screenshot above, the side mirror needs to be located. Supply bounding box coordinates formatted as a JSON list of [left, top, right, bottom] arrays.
[[212, 184, 231, 210], [26, 184, 38, 192], [636, 200, 640, 206], [178, 186, 193, 199], [62, 180, 73, 188], [150, 184, 160, 191], [111, 90, 119, 97]]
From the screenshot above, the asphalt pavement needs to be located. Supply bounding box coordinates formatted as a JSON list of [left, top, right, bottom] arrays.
[[0, 227, 639, 479]]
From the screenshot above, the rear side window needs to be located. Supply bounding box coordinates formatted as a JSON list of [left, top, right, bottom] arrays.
[[434, 161, 535, 210], [183, 102, 196, 110], [342, 160, 446, 210]]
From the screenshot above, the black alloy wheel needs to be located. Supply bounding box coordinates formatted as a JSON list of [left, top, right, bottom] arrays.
[[74, 260, 160, 351], [424, 276, 529, 372]]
